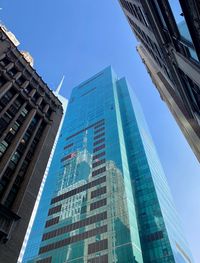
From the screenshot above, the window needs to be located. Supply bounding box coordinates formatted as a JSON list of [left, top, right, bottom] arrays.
[[39, 225, 107, 254], [88, 239, 108, 254], [93, 144, 105, 153], [0, 76, 7, 87], [81, 87, 96, 97], [179, 69, 200, 112], [91, 186, 106, 199], [138, 6, 149, 26], [94, 122, 105, 129], [0, 140, 8, 158], [146, 231, 163, 242], [93, 138, 105, 146], [0, 177, 8, 195], [88, 255, 108, 263], [65, 119, 105, 141], [94, 127, 105, 134], [48, 205, 62, 216], [46, 108, 52, 118], [61, 152, 76, 162], [8, 97, 23, 116], [64, 143, 74, 150], [10, 151, 20, 165], [93, 151, 105, 160], [51, 176, 106, 204], [32, 92, 40, 103], [43, 212, 107, 241], [45, 217, 59, 228], [24, 85, 32, 94], [0, 89, 15, 106], [92, 159, 106, 168], [0, 113, 12, 135], [8, 67, 18, 77], [90, 198, 107, 211], [0, 56, 10, 67], [21, 107, 29, 117], [16, 75, 26, 86], [92, 166, 106, 177], [36, 257, 52, 263], [5, 130, 15, 144], [94, 132, 105, 140]]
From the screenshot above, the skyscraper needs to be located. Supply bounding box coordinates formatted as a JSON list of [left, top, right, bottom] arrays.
[[0, 26, 63, 263], [19, 78, 68, 263], [118, 0, 200, 162], [24, 67, 192, 263]]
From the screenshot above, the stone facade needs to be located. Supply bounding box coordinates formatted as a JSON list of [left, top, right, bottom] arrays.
[[0, 26, 63, 263], [119, 0, 200, 162]]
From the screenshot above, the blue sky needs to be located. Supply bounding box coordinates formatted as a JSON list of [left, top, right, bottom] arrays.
[[1, 0, 200, 261]]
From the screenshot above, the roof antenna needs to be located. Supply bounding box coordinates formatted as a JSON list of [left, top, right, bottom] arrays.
[[55, 75, 65, 95]]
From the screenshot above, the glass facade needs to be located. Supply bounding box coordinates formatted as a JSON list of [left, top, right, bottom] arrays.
[[178, 21, 199, 62], [23, 67, 193, 263], [168, 1, 198, 62], [117, 77, 193, 263]]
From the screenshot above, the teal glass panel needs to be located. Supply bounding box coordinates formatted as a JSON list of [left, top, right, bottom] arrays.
[[23, 67, 193, 263]]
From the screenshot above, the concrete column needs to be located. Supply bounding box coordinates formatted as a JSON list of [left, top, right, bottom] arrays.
[[0, 93, 19, 119], [0, 118, 43, 204], [14, 72, 22, 81], [43, 104, 49, 113], [21, 80, 29, 90], [50, 110, 56, 122], [0, 108, 37, 179], [0, 102, 27, 144], [36, 96, 42, 105], [0, 81, 13, 99], [5, 62, 14, 72], [12, 121, 52, 213], [28, 88, 36, 98]]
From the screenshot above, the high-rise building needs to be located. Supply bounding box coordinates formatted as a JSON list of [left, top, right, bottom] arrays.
[[118, 0, 200, 162], [23, 67, 192, 263], [19, 78, 68, 263], [0, 26, 63, 263]]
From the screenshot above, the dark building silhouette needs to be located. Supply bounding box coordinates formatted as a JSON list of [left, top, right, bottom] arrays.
[[0, 26, 63, 262], [119, 0, 200, 162]]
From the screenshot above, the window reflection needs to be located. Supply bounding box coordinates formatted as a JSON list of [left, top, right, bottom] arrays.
[[168, 0, 199, 61], [178, 21, 199, 61]]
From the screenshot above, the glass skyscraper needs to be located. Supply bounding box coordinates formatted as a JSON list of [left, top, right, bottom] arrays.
[[23, 67, 193, 263]]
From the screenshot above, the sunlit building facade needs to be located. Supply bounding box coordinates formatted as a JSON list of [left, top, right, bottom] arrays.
[[24, 67, 193, 263]]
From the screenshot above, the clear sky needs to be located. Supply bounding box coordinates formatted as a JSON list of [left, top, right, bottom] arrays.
[[1, 0, 200, 261]]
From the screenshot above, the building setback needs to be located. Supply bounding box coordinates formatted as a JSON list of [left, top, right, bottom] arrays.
[[0, 26, 63, 263], [119, 0, 200, 162], [24, 67, 193, 263]]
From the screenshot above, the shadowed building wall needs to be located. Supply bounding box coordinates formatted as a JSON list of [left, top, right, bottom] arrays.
[[119, 0, 200, 162], [0, 26, 63, 263]]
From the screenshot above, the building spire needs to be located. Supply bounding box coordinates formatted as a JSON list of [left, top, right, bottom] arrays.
[[55, 75, 65, 95]]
